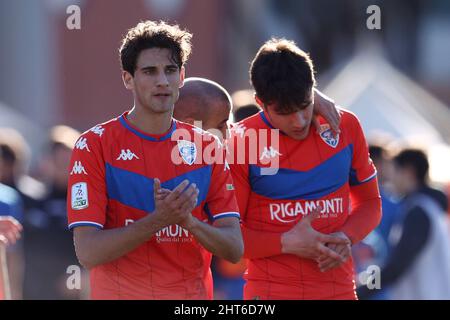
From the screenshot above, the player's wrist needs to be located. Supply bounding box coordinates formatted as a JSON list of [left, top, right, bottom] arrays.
[[140, 211, 166, 234], [180, 214, 197, 231]]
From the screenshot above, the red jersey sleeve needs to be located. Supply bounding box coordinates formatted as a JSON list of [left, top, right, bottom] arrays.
[[342, 178, 382, 244], [204, 139, 240, 221], [67, 131, 107, 230], [341, 112, 382, 243]]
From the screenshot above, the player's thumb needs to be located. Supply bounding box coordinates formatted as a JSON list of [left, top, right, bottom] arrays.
[[153, 178, 161, 198], [302, 205, 323, 225]]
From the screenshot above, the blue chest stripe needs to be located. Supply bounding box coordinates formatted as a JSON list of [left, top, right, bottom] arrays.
[[249, 144, 353, 200], [105, 163, 211, 212]]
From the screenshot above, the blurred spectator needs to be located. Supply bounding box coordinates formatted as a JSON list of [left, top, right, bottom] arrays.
[[23, 125, 85, 300], [0, 216, 22, 246], [352, 144, 399, 300], [0, 128, 46, 216], [447, 184, 450, 216], [0, 129, 29, 299], [0, 215, 22, 300], [0, 196, 23, 301], [368, 144, 399, 243], [358, 148, 450, 299]]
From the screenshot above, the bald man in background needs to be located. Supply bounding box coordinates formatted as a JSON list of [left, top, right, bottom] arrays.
[[174, 77, 231, 139]]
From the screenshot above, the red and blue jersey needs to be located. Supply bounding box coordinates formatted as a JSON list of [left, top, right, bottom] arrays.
[[229, 109, 377, 299], [67, 111, 239, 299]]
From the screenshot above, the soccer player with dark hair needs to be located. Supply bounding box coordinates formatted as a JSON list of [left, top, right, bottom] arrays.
[[229, 38, 382, 299], [67, 21, 243, 299]]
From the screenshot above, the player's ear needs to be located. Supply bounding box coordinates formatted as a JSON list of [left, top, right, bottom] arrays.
[[179, 66, 185, 88], [122, 71, 134, 90]]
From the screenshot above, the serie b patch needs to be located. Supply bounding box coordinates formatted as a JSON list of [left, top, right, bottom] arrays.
[[71, 182, 88, 210]]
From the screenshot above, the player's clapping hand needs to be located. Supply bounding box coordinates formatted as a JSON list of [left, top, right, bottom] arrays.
[[0, 216, 23, 246], [281, 207, 350, 261], [316, 231, 352, 272], [152, 178, 199, 227]]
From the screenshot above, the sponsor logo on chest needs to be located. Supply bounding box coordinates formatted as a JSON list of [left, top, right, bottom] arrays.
[[269, 198, 344, 223], [155, 224, 193, 243]]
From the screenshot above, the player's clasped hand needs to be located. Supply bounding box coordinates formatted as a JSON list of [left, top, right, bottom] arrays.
[[281, 207, 350, 262], [316, 231, 352, 272], [152, 178, 199, 228]]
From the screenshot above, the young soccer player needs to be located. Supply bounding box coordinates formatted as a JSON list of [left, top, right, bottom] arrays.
[[67, 21, 243, 299], [229, 38, 382, 299]]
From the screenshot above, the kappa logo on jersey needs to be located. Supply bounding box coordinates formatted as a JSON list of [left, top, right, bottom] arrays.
[[232, 123, 246, 138], [319, 125, 339, 148], [116, 149, 139, 160], [224, 159, 230, 171], [70, 161, 88, 175], [75, 137, 90, 152], [177, 140, 197, 165], [260, 146, 281, 161], [90, 125, 105, 136], [71, 182, 88, 210]]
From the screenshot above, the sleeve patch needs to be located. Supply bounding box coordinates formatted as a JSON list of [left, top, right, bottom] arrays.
[[71, 182, 89, 210]]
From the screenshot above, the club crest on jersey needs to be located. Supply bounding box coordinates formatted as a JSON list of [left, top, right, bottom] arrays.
[[319, 125, 339, 148], [177, 140, 197, 165]]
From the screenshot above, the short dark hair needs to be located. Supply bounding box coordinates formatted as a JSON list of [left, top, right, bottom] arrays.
[[393, 149, 429, 185], [250, 38, 316, 113], [119, 20, 192, 76]]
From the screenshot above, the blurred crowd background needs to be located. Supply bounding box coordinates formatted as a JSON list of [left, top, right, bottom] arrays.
[[0, 0, 449, 299]]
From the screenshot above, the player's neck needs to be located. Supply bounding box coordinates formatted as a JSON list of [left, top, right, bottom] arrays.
[[127, 106, 173, 135]]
